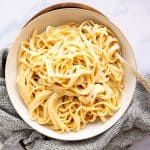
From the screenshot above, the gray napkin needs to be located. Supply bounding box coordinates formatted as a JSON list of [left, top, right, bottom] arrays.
[[0, 49, 150, 150]]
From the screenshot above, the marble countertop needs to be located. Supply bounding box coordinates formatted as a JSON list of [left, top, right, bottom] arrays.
[[0, 0, 150, 74], [0, 0, 150, 149]]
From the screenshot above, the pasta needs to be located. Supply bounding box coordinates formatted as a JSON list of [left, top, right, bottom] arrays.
[[17, 20, 124, 133]]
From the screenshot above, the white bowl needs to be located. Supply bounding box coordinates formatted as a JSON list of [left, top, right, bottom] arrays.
[[5, 3, 137, 141]]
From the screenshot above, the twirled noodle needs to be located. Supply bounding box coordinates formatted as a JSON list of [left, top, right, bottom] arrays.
[[17, 20, 124, 133]]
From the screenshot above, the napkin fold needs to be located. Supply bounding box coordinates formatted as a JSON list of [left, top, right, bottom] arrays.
[[0, 49, 150, 150]]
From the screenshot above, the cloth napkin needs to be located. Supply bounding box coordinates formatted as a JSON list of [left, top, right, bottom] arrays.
[[0, 49, 150, 150]]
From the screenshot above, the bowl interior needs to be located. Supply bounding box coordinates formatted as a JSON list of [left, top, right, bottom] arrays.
[[5, 8, 136, 141]]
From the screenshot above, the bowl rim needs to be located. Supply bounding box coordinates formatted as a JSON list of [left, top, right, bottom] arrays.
[[5, 3, 137, 141], [24, 2, 106, 27]]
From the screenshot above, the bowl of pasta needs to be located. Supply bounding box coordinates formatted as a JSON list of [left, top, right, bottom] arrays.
[[5, 3, 137, 141]]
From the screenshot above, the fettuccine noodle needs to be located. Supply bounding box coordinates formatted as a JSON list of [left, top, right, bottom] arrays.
[[17, 20, 124, 133]]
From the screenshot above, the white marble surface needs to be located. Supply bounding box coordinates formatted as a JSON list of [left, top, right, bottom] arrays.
[[0, 0, 150, 74], [0, 0, 150, 149]]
